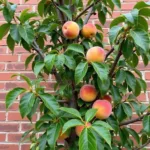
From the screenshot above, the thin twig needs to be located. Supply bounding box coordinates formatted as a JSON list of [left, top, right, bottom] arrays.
[[105, 47, 114, 61], [84, 7, 94, 24], [120, 112, 150, 126], [74, 0, 101, 21], [133, 139, 150, 150]]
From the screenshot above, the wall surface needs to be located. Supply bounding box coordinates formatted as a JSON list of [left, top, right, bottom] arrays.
[[0, 0, 150, 149]]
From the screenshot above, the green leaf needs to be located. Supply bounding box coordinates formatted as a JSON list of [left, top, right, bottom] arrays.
[[134, 80, 141, 96], [110, 16, 124, 28], [130, 28, 149, 52], [62, 119, 84, 134], [125, 128, 140, 144], [0, 23, 10, 40], [7, 34, 15, 52], [107, 116, 119, 132], [125, 71, 136, 92], [20, 9, 37, 23], [85, 109, 97, 122], [134, 1, 150, 10], [75, 62, 88, 85], [3, 7, 12, 22], [110, 85, 122, 104], [10, 24, 21, 43], [123, 12, 134, 24], [64, 55, 76, 70], [67, 44, 85, 55], [93, 121, 113, 130], [44, 54, 56, 72], [58, 5, 72, 20], [34, 61, 45, 77], [39, 133, 47, 150], [39, 93, 59, 115], [92, 62, 108, 83], [98, 10, 106, 25], [25, 54, 35, 69], [92, 125, 111, 147], [137, 16, 148, 31], [79, 128, 97, 150], [143, 116, 150, 135], [116, 69, 126, 84], [38, 0, 45, 17], [60, 107, 82, 119], [137, 78, 147, 92], [19, 92, 35, 118], [109, 26, 122, 44], [139, 8, 150, 17], [119, 128, 129, 145], [18, 25, 34, 45], [6, 87, 26, 109], [112, 0, 121, 8], [47, 123, 61, 149], [122, 103, 132, 118]]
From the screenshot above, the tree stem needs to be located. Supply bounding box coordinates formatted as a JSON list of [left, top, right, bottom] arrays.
[[105, 47, 114, 61]]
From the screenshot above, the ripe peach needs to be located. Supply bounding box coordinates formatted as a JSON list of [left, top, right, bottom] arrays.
[[102, 95, 112, 103], [82, 23, 97, 38], [86, 46, 106, 63], [75, 122, 91, 136], [92, 100, 112, 119], [62, 21, 80, 39], [80, 84, 97, 102]]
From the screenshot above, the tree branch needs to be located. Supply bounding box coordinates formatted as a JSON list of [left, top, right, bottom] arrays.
[[74, 0, 101, 21], [134, 139, 150, 150], [105, 47, 114, 61], [120, 112, 150, 126], [84, 7, 94, 24]]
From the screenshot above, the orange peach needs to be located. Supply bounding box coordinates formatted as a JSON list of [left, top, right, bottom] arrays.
[[80, 84, 97, 102], [82, 23, 97, 38], [86, 46, 106, 63], [92, 100, 112, 119], [75, 122, 91, 136], [62, 21, 80, 39], [102, 95, 112, 103]]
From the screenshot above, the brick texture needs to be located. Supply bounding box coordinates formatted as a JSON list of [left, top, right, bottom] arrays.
[[0, 0, 149, 149]]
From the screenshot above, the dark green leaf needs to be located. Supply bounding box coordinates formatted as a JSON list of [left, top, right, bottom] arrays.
[[19, 92, 35, 118], [3, 7, 12, 22], [60, 107, 82, 119], [122, 103, 132, 118], [62, 119, 84, 134], [112, 0, 121, 8], [107, 116, 119, 132], [34, 61, 45, 77], [64, 55, 76, 70], [67, 44, 84, 55], [85, 109, 97, 122], [25, 54, 35, 69], [10, 24, 21, 43], [39, 133, 47, 150], [79, 128, 97, 150], [6, 87, 26, 109], [98, 10, 106, 25], [0, 23, 10, 40], [116, 69, 126, 84], [39, 93, 59, 115], [38, 0, 45, 17], [134, 1, 150, 10], [110, 16, 124, 28], [7, 34, 15, 52], [130, 28, 149, 52], [137, 16, 148, 31], [143, 116, 150, 135], [139, 8, 150, 17], [137, 78, 147, 92], [75, 62, 88, 85], [134, 80, 141, 96]]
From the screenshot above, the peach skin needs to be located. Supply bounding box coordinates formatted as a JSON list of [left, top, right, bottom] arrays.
[[102, 95, 112, 103], [62, 21, 80, 39], [82, 23, 97, 38], [79, 84, 97, 102], [86, 46, 106, 63], [92, 100, 112, 119]]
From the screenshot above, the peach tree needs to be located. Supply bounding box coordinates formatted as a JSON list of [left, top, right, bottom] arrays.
[[1, 0, 150, 149]]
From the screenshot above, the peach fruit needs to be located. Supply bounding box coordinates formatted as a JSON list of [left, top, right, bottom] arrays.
[[86, 46, 106, 63], [82, 23, 97, 38], [58, 130, 70, 140], [62, 21, 80, 39], [102, 95, 112, 103], [92, 100, 112, 119], [80, 84, 97, 102], [75, 122, 91, 136]]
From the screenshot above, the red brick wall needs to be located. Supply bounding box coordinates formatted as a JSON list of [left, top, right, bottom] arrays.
[[0, 0, 149, 149]]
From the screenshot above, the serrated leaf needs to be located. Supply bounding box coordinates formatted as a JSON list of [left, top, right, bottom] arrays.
[[6, 87, 26, 109], [130, 28, 149, 52], [39, 93, 59, 115], [92, 62, 108, 83], [67, 44, 85, 55], [25, 54, 35, 69], [34, 61, 45, 77], [62, 119, 84, 134], [92, 125, 111, 147], [0, 23, 10, 40], [60, 107, 82, 119], [19, 92, 35, 118], [75, 62, 88, 85], [79, 128, 97, 150], [85, 109, 97, 122]]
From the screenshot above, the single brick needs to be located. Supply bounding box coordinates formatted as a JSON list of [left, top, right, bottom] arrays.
[[0, 123, 19, 132]]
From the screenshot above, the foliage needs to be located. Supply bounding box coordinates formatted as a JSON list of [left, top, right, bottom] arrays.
[[1, 0, 150, 149]]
